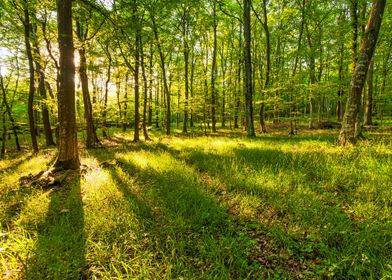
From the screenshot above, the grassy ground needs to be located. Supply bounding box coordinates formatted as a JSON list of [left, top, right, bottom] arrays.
[[1, 127, 391, 279]]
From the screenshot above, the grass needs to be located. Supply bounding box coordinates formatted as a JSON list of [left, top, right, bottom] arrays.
[[1, 126, 392, 279]]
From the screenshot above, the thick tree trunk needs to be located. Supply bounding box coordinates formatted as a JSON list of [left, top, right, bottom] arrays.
[[339, 0, 386, 145], [243, 0, 255, 137], [23, 5, 38, 153], [54, 0, 79, 170]]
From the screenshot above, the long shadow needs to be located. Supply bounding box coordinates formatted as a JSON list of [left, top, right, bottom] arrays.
[[0, 153, 34, 174], [159, 143, 392, 278], [88, 147, 264, 279], [87, 140, 392, 278], [25, 173, 86, 279]]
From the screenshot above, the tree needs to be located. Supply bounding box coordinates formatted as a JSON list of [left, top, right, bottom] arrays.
[[211, 0, 218, 132], [53, 0, 79, 170], [339, 0, 386, 145], [243, 0, 255, 137], [75, 5, 100, 148], [22, 1, 39, 153], [32, 24, 55, 147]]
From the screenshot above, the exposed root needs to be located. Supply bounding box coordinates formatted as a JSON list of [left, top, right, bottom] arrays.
[[19, 168, 79, 189]]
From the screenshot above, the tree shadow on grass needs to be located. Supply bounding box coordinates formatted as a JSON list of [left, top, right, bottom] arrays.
[[25, 173, 86, 279], [87, 147, 265, 279], [0, 153, 34, 174], [86, 140, 392, 278], [160, 144, 392, 279]]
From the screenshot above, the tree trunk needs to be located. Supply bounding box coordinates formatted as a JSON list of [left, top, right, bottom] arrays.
[[1, 110, 6, 158], [0, 75, 21, 151], [337, 40, 344, 121], [339, 0, 386, 145], [211, 1, 217, 132], [123, 72, 129, 132], [306, 24, 317, 129], [134, 29, 140, 142], [23, 4, 38, 153], [379, 51, 389, 123], [190, 50, 195, 128], [102, 47, 111, 137], [243, 0, 255, 137], [220, 41, 227, 128], [32, 34, 55, 147], [182, 9, 189, 133], [364, 60, 373, 125], [148, 43, 154, 127], [351, 0, 359, 70], [76, 20, 99, 148], [54, 0, 79, 170], [259, 0, 269, 133], [152, 15, 170, 135], [116, 74, 122, 127], [140, 35, 151, 141]]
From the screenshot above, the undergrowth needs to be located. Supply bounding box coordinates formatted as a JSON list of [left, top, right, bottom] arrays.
[[1, 129, 391, 279]]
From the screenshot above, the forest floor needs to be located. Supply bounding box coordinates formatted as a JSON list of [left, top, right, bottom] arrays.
[[0, 125, 391, 279]]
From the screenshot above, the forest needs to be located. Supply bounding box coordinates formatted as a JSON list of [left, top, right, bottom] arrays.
[[0, 0, 391, 278]]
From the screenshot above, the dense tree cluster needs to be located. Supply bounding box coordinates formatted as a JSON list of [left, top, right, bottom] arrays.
[[0, 0, 390, 166]]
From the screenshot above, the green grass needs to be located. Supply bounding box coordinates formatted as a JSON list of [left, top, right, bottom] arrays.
[[1, 128, 392, 279]]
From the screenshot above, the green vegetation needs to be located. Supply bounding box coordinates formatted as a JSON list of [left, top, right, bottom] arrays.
[[1, 128, 391, 279]]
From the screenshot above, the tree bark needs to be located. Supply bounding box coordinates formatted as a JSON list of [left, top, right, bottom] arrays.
[[32, 31, 55, 147], [54, 0, 79, 170], [1, 109, 6, 158], [306, 23, 317, 129], [182, 7, 189, 133], [23, 3, 38, 153], [259, 0, 269, 133], [102, 46, 111, 137], [133, 28, 141, 142], [0, 75, 21, 151], [151, 15, 170, 135], [123, 71, 129, 132], [140, 34, 151, 141], [148, 43, 153, 127], [337, 38, 344, 121], [243, 0, 255, 137], [364, 60, 374, 125], [76, 20, 99, 148], [211, 1, 217, 132], [351, 0, 359, 70], [339, 0, 386, 145]]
